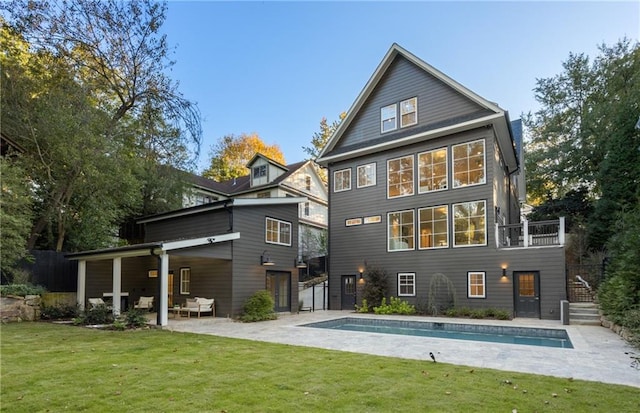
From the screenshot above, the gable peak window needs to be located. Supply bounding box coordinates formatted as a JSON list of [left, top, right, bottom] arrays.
[[400, 97, 417, 128], [253, 164, 267, 179], [381, 104, 397, 133]]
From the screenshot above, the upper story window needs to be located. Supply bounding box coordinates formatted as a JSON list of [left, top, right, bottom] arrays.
[[418, 205, 448, 249], [334, 168, 351, 192], [400, 97, 417, 128], [453, 200, 486, 247], [452, 139, 485, 188], [257, 191, 271, 198], [357, 163, 376, 188], [388, 155, 414, 198], [253, 165, 267, 179], [388, 210, 414, 251], [305, 175, 311, 191], [398, 273, 416, 296], [381, 104, 397, 133], [265, 217, 291, 246], [418, 148, 448, 193], [303, 201, 310, 217]]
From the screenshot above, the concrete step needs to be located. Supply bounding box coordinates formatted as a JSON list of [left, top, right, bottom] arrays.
[[569, 302, 601, 325]]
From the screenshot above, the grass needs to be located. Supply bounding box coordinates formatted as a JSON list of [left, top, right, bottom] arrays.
[[1, 322, 639, 412]]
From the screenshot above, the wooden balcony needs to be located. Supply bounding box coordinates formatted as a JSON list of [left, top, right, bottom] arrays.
[[496, 217, 565, 248]]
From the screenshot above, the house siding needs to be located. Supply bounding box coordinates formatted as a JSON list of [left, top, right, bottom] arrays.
[[144, 208, 232, 241]]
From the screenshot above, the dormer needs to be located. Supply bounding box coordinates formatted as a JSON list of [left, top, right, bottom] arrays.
[[247, 153, 288, 188]]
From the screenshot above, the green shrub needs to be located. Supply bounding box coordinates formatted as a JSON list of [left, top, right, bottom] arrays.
[[0, 283, 46, 297], [373, 297, 416, 315], [240, 290, 277, 322], [121, 309, 149, 328], [355, 298, 370, 313], [427, 273, 456, 315], [40, 303, 80, 320], [74, 304, 114, 325], [362, 266, 388, 312]]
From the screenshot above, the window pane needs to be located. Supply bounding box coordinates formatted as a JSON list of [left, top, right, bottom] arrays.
[[468, 272, 485, 298], [334, 169, 351, 192], [400, 97, 417, 128], [419, 205, 448, 249], [452, 140, 485, 188], [357, 163, 376, 188], [398, 273, 415, 296], [453, 201, 486, 246], [418, 148, 447, 192], [388, 156, 414, 198], [381, 104, 397, 132], [388, 210, 414, 251]]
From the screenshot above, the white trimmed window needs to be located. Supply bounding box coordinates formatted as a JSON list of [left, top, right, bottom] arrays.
[[357, 163, 376, 188], [453, 200, 487, 247], [418, 205, 448, 249], [400, 97, 417, 128], [387, 155, 414, 198], [381, 104, 397, 133], [253, 165, 267, 178], [418, 148, 447, 193], [468, 271, 486, 298], [452, 139, 486, 188], [334, 168, 351, 192], [398, 273, 416, 296], [305, 175, 311, 191], [180, 267, 191, 295], [388, 210, 414, 251], [265, 217, 292, 246]]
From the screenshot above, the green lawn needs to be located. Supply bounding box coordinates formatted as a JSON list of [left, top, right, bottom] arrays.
[[1, 322, 638, 412]]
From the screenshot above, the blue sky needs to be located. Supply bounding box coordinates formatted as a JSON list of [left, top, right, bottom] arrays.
[[161, 1, 640, 172]]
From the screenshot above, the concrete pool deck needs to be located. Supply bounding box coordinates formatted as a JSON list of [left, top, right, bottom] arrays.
[[156, 310, 639, 388]]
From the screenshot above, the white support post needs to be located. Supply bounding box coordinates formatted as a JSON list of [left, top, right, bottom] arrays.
[[158, 252, 169, 327], [77, 260, 86, 310], [523, 218, 529, 248], [495, 223, 500, 248], [559, 216, 566, 245], [112, 257, 122, 316]]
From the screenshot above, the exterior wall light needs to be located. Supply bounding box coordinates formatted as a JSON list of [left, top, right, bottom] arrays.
[[261, 251, 275, 266], [295, 256, 307, 269], [501, 265, 508, 279]]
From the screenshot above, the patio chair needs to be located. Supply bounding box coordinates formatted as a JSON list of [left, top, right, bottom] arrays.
[[134, 296, 154, 311], [88, 298, 108, 309], [182, 297, 215, 318]]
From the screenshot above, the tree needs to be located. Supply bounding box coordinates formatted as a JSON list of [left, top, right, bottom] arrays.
[[303, 113, 346, 183], [202, 133, 285, 181]]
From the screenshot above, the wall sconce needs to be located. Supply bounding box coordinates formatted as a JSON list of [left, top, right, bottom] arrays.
[[295, 256, 307, 269], [358, 268, 364, 283], [261, 251, 274, 266], [501, 265, 508, 279]]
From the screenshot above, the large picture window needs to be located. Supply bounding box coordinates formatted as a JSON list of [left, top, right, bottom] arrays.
[[468, 271, 486, 298], [180, 267, 191, 295], [452, 139, 485, 188], [266, 217, 292, 246], [418, 205, 448, 249], [334, 168, 351, 192], [388, 155, 414, 198], [388, 210, 414, 251], [381, 103, 397, 133], [453, 200, 486, 247], [398, 273, 416, 296], [357, 163, 376, 188], [400, 97, 417, 128], [418, 148, 448, 193]]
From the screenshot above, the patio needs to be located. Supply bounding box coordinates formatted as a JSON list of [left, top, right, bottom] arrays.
[[148, 310, 639, 388]]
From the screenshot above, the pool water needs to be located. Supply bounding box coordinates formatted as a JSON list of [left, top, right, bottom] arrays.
[[302, 317, 573, 349]]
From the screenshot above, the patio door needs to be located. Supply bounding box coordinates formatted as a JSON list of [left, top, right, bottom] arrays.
[[341, 275, 356, 310], [514, 271, 540, 318], [266, 271, 291, 312]]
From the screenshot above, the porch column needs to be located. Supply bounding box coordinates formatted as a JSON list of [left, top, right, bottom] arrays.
[[77, 260, 86, 310], [559, 216, 566, 245], [112, 257, 122, 316], [523, 218, 529, 247], [157, 252, 169, 327]]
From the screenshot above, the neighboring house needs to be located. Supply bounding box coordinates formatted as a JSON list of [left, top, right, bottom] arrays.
[[316, 43, 566, 319], [184, 154, 328, 266], [67, 197, 306, 326]]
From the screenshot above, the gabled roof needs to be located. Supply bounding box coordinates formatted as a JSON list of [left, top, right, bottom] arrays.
[[246, 153, 288, 170], [316, 43, 518, 171]]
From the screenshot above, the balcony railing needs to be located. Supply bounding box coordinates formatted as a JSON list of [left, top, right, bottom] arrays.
[[496, 217, 565, 248]]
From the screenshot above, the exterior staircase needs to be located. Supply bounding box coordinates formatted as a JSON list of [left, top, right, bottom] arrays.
[[569, 302, 601, 326]]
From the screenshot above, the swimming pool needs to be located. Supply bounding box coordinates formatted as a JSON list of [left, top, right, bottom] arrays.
[[302, 317, 573, 349]]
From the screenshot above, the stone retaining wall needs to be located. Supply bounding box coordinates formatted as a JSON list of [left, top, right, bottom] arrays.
[[1, 295, 41, 322]]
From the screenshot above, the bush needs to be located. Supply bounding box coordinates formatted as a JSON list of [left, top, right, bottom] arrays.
[[356, 298, 370, 313], [362, 266, 388, 311], [240, 290, 277, 322], [0, 283, 46, 297], [121, 309, 149, 329], [41, 303, 80, 320], [73, 304, 114, 325], [373, 297, 416, 315]]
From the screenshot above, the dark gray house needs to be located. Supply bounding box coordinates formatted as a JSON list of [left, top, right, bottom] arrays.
[[316, 44, 566, 320], [68, 197, 305, 326]]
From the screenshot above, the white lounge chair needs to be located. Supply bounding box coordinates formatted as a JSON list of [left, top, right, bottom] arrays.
[[134, 296, 154, 311], [182, 297, 214, 318], [88, 298, 108, 309]]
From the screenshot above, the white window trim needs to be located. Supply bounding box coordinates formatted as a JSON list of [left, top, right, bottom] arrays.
[[400, 97, 418, 128], [180, 267, 191, 295], [452, 139, 486, 189], [452, 200, 487, 248], [467, 271, 486, 298], [398, 272, 416, 297], [387, 155, 414, 199], [417, 205, 449, 250], [381, 103, 397, 133], [333, 168, 351, 192], [387, 209, 415, 252], [418, 147, 448, 194], [265, 217, 292, 246], [357, 163, 376, 188]]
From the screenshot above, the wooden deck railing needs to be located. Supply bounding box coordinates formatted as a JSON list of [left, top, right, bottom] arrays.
[[496, 217, 565, 248]]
